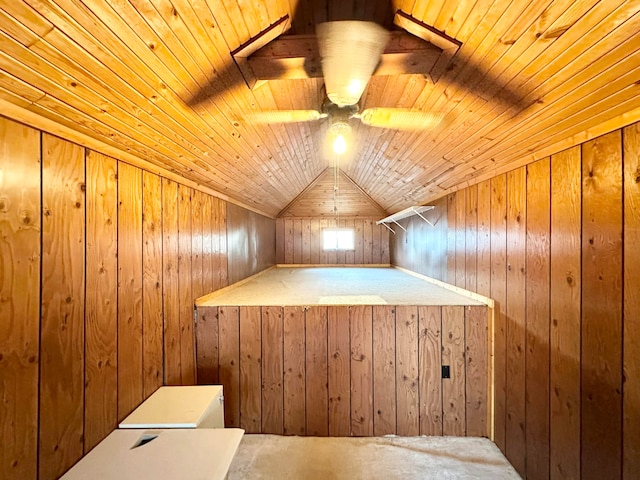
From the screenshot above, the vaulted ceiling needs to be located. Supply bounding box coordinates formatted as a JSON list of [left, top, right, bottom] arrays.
[[1, 1, 638, 217]]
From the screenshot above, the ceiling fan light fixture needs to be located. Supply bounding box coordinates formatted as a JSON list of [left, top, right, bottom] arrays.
[[316, 21, 389, 107], [333, 134, 347, 154], [328, 120, 351, 154]]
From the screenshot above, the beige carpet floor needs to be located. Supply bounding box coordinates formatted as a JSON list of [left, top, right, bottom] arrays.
[[228, 435, 521, 479]]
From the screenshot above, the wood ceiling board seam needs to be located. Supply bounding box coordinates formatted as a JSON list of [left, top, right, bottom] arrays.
[[235, 0, 269, 38], [357, 1, 514, 191], [194, 0, 240, 51], [447, 22, 640, 175], [0, 12, 244, 174], [416, 0, 632, 164], [140, 7, 296, 195], [0, 94, 277, 217], [452, 14, 640, 169], [171, 4, 317, 199], [438, 0, 482, 39], [410, 0, 443, 26], [131, 4, 304, 202], [428, 0, 624, 159], [427, 102, 640, 207], [220, 0, 252, 44], [13, 1, 262, 176], [338, 170, 389, 217], [451, 75, 640, 185], [39, 0, 270, 179], [374, 0, 627, 191], [266, 83, 316, 189], [439, 90, 640, 192], [250, 84, 306, 185], [0, 39, 225, 181]]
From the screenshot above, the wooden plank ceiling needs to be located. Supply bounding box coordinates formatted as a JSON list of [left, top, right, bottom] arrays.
[[0, 1, 638, 217]]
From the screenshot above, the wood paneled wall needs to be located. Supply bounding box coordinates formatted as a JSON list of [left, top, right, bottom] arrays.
[[275, 217, 390, 265], [391, 121, 640, 480], [227, 203, 275, 284], [196, 304, 489, 437], [0, 116, 275, 480]]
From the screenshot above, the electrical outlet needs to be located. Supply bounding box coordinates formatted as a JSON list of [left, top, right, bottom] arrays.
[[442, 365, 450, 379]]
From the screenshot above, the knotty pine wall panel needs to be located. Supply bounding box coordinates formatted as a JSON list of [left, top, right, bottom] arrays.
[[277, 217, 389, 265], [84, 151, 118, 452], [390, 120, 640, 479], [0, 120, 40, 480], [39, 135, 85, 480], [0, 116, 275, 480], [195, 304, 489, 438]]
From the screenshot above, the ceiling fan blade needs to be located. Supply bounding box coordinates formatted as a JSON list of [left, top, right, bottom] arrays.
[[245, 110, 325, 124], [316, 21, 389, 107], [358, 108, 444, 130]]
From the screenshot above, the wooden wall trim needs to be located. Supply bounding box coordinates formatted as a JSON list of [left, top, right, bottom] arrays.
[[195, 304, 489, 438]]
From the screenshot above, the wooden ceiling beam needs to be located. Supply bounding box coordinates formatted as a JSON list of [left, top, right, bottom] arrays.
[[243, 30, 443, 84]]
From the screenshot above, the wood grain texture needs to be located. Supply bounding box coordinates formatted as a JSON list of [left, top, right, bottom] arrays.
[[0, 119, 40, 480], [328, 306, 351, 436], [525, 157, 551, 480], [283, 306, 306, 435], [218, 199, 228, 288], [441, 306, 465, 436], [505, 167, 526, 476], [162, 178, 181, 385], [178, 184, 195, 385], [476, 180, 491, 298], [418, 306, 442, 436], [581, 130, 623, 480], [261, 306, 284, 434], [623, 121, 640, 480], [465, 184, 478, 292], [350, 305, 373, 436], [395, 305, 419, 436], [279, 168, 387, 218], [218, 306, 240, 428], [116, 161, 144, 422], [305, 306, 329, 436], [239, 306, 262, 433], [142, 170, 163, 398], [446, 193, 456, 284], [195, 306, 219, 385], [490, 173, 508, 452], [455, 189, 466, 288], [373, 306, 396, 436], [84, 151, 117, 453], [226, 202, 275, 283], [40, 134, 85, 480], [550, 146, 582, 480], [191, 190, 204, 302], [202, 194, 214, 294], [465, 306, 488, 437], [278, 216, 389, 265]]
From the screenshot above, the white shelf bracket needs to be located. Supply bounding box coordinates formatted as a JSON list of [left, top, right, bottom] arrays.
[[381, 222, 396, 234], [376, 205, 435, 232], [414, 210, 434, 227], [392, 219, 407, 232]]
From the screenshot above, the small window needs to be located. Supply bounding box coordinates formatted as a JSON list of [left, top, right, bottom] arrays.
[[322, 228, 354, 251]]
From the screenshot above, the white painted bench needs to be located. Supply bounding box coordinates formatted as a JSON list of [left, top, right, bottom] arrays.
[[119, 385, 225, 429], [61, 428, 244, 480]]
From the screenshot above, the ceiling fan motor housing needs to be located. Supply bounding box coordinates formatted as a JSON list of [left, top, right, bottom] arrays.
[[316, 21, 389, 107]]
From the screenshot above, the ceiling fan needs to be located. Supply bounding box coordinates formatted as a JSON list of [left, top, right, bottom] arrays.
[[244, 21, 444, 153]]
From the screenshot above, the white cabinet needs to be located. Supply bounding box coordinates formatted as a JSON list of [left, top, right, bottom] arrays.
[[61, 428, 244, 480], [119, 385, 225, 429]]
